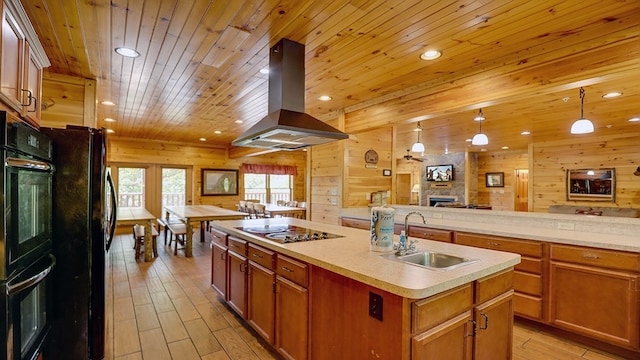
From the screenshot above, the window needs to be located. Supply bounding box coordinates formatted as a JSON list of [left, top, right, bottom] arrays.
[[244, 174, 291, 203], [162, 168, 186, 208], [118, 167, 145, 208]]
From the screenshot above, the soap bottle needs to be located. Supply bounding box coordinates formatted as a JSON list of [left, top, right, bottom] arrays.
[[399, 230, 406, 248]]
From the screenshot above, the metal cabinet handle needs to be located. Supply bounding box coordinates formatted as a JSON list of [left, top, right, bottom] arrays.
[[21, 89, 33, 107], [467, 319, 477, 336], [479, 313, 489, 330], [583, 254, 600, 260], [282, 266, 294, 273], [240, 263, 246, 272], [253, 253, 263, 258], [487, 241, 501, 246], [220, 252, 225, 260]]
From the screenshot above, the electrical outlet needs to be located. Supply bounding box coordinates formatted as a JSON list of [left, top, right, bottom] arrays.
[[432, 213, 443, 219], [557, 222, 575, 231], [369, 292, 383, 321]]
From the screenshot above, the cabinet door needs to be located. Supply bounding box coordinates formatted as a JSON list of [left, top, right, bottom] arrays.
[[227, 250, 247, 318], [248, 261, 275, 344], [411, 311, 473, 360], [23, 43, 42, 124], [1, 7, 24, 110], [473, 291, 513, 360], [275, 276, 308, 360], [211, 242, 227, 298], [550, 261, 639, 349]]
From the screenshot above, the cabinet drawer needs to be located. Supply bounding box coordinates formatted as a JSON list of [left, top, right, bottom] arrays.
[[407, 225, 453, 243], [248, 243, 275, 270], [210, 228, 228, 246], [455, 232, 543, 257], [516, 256, 543, 274], [412, 283, 472, 334], [475, 269, 513, 304], [550, 244, 640, 272], [513, 293, 543, 320], [514, 271, 542, 296], [341, 217, 370, 230], [276, 255, 308, 287], [228, 236, 247, 255]]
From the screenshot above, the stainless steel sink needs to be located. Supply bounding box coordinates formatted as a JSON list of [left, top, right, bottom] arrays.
[[381, 251, 478, 271]]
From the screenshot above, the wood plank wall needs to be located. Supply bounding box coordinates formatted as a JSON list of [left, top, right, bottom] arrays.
[[309, 141, 344, 225], [477, 151, 529, 211], [531, 133, 640, 212], [108, 137, 307, 217]]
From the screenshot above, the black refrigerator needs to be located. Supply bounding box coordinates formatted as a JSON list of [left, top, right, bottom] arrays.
[[41, 126, 117, 360]]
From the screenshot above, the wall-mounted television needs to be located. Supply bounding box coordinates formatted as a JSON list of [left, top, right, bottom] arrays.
[[426, 164, 454, 182]]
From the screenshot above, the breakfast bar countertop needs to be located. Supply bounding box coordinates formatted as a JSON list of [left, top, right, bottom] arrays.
[[210, 218, 520, 299], [341, 206, 640, 253]]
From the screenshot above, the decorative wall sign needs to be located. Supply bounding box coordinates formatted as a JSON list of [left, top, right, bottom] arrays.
[[365, 149, 379, 168], [201, 168, 238, 196]]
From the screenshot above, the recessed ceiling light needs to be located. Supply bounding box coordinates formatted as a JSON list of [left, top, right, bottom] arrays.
[[199, 138, 206, 141], [318, 95, 332, 101], [480, 148, 487, 152], [629, 117, 640, 122], [214, 130, 222, 134], [234, 120, 243, 124], [115, 47, 140, 58], [521, 131, 531, 135], [259, 68, 269, 74], [420, 50, 442, 61], [501, 146, 509, 150], [602, 92, 622, 99], [465, 138, 472, 142], [101, 100, 115, 106], [104, 117, 115, 122], [105, 129, 115, 133]]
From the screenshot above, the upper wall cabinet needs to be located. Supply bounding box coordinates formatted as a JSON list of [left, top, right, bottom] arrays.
[[0, 0, 49, 126]]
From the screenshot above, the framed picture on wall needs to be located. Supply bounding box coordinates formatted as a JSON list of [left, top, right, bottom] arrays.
[[566, 168, 615, 201], [201, 168, 239, 196], [485, 172, 504, 187]]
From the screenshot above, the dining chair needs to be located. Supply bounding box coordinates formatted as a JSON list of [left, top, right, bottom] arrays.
[[286, 200, 298, 207], [245, 202, 256, 219], [253, 203, 269, 218], [276, 200, 286, 206], [132, 224, 158, 259]]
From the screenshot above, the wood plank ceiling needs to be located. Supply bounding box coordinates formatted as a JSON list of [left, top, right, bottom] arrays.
[[21, 0, 640, 156]]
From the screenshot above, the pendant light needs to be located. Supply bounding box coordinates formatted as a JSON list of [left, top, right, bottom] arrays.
[[471, 109, 489, 146], [570, 87, 594, 134], [411, 122, 425, 153]]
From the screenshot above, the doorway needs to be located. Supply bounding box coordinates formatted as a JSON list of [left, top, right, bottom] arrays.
[[514, 169, 529, 212], [396, 173, 412, 205]]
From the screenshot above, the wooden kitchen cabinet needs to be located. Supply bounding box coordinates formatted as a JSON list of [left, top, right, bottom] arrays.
[[455, 232, 545, 321], [0, 0, 48, 125], [408, 224, 453, 242], [247, 243, 276, 343], [549, 244, 640, 350], [211, 242, 227, 297], [227, 236, 248, 318], [275, 255, 308, 360], [411, 269, 513, 360]]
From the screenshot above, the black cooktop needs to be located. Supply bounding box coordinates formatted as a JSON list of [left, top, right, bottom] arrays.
[[236, 224, 343, 243]]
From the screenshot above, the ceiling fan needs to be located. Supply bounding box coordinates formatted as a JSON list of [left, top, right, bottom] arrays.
[[403, 149, 423, 162]]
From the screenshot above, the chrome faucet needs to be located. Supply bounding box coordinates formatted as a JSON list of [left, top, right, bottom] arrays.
[[394, 212, 427, 256], [404, 211, 426, 234]]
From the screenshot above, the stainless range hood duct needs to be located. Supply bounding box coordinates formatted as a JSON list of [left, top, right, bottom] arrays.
[[232, 39, 348, 150]]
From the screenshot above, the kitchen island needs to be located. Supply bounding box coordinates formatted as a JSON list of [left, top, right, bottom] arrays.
[[209, 217, 520, 359]]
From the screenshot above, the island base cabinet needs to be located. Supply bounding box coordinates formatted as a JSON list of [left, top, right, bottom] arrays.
[[275, 276, 308, 360], [247, 262, 275, 343], [473, 291, 513, 360], [549, 262, 639, 350], [411, 312, 473, 360], [211, 242, 227, 298]]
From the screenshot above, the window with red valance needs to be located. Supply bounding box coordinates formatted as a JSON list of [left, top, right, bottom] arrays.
[[241, 163, 298, 175]]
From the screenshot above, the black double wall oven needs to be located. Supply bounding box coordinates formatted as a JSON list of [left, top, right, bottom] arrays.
[[1, 111, 56, 360]]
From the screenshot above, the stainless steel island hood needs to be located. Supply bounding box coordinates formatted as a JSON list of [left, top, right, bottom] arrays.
[[232, 39, 348, 150]]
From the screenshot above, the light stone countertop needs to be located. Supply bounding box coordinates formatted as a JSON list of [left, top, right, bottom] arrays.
[[210, 218, 520, 299], [342, 206, 640, 253]]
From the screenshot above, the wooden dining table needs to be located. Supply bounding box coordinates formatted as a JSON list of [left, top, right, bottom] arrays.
[[264, 204, 306, 219], [117, 207, 157, 262], [164, 205, 247, 257]]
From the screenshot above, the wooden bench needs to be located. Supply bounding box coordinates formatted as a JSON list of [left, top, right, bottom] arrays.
[[157, 217, 186, 245], [132, 224, 158, 260]]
